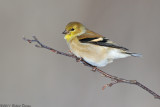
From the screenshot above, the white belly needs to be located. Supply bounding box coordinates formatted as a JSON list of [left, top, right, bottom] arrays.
[[83, 49, 129, 67]]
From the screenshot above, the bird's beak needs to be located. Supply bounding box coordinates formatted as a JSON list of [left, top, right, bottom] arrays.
[[62, 30, 68, 34]]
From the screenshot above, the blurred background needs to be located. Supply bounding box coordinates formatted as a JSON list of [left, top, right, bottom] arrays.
[[0, 0, 160, 107]]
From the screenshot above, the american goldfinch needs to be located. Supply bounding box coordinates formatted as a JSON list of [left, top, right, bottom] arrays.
[[63, 22, 141, 67]]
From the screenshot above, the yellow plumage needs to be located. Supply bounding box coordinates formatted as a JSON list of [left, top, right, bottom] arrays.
[[63, 22, 141, 67]]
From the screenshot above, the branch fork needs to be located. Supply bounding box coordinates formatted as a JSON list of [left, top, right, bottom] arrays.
[[23, 36, 160, 99]]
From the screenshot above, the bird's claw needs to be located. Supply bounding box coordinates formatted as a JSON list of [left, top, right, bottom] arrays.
[[91, 67, 97, 72], [76, 58, 82, 62], [68, 50, 74, 55]]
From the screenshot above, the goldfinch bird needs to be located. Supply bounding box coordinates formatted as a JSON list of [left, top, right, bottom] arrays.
[[63, 22, 141, 67]]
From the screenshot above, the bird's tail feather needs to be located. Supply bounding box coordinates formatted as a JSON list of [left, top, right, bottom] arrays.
[[126, 52, 142, 57]]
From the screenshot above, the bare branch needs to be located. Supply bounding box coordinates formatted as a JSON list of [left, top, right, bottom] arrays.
[[23, 36, 160, 99]]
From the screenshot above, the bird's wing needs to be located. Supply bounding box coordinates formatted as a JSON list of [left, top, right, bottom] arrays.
[[78, 30, 129, 51]]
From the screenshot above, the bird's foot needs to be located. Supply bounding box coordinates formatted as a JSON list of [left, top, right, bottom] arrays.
[[91, 66, 97, 72], [68, 50, 73, 55], [76, 57, 83, 62]]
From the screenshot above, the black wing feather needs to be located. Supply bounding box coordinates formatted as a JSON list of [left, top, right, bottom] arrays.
[[79, 37, 128, 51]]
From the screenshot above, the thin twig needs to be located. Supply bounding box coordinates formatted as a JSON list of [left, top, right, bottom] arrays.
[[23, 36, 160, 99]]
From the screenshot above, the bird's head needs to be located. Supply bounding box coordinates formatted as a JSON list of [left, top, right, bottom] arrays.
[[63, 22, 86, 42]]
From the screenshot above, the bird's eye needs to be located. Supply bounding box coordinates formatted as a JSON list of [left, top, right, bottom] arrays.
[[70, 28, 74, 31]]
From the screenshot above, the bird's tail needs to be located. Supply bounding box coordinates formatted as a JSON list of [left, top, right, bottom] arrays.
[[126, 52, 142, 57]]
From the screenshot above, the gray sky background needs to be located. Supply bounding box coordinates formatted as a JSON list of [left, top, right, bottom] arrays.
[[0, 0, 160, 107]]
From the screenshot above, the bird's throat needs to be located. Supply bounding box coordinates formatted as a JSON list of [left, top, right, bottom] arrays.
[[64, 34, 72, 43]]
